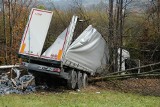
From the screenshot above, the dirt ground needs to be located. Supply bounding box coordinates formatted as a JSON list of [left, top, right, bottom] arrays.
[[36, 77, 160, 97], [91, 78, 160, 96]]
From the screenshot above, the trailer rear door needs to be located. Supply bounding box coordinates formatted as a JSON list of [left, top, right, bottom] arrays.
[[19, 8, 53, 57], [42, 16, 78, 61]]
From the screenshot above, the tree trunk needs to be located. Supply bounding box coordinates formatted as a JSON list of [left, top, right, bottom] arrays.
[[119, 0, 123, 71], [8, 0, 13, 64], [108, 0, 114, 72], [2, 0, 7, 64], [157, 0, 160, 32], [114, 0, 120, 72]]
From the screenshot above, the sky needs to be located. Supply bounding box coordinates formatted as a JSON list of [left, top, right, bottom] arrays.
[[0, 0, 2, 12], [0, 0, 150, 12]]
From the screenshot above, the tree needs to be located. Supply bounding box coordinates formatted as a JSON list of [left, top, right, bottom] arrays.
[[2, 0, 7, 64], [0, 0, 37, 64], [108, 0, 114, 71], [37, 5, 46, 10]]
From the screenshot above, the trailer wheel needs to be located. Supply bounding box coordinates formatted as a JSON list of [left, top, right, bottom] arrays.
[[82, 73, 88, 88], [67, 69, 77, 89], [32, 73, 44, 85], [77, 71, 83, 89]]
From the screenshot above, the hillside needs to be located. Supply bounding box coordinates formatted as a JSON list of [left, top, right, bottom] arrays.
[[37, 0, 150, 13]]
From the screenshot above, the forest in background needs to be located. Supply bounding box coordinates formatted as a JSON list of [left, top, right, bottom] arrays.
[[0, 0, 160, 70]]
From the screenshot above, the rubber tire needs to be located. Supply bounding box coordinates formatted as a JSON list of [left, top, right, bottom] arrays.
[[82, 73, 88, 88], [27, 71, 40, 86], [67, 69, 77, 89], [77, 71, 83, 89], [28, 71, 46, 86]]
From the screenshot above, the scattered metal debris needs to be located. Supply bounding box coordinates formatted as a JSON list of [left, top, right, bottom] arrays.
[[0, 68, 36, 95]]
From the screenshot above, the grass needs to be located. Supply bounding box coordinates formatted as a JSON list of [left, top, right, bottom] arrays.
[[0, 89, 160, 107]]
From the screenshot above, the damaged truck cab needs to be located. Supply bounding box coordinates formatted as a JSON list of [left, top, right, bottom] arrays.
[[19, 8, 109, 89]]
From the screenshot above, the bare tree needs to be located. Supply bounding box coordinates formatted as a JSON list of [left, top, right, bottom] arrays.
[[109, 0, 133, 71], [0, 0, 37, 64], [108, 0, 114, 71], [119, 0, 123, 71], [2, 0, 7, 64]]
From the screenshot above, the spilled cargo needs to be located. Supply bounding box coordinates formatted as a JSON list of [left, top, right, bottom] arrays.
[[0, 68, 35, 95]]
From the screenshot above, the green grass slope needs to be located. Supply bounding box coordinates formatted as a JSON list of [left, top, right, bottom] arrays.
[[0, 89, 160, 107]]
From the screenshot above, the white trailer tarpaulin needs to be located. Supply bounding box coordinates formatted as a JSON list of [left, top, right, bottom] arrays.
[[63, 25, 109, 74]]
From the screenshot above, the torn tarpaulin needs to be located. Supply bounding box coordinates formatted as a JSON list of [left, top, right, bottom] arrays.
[[0, 68, 35, 95]]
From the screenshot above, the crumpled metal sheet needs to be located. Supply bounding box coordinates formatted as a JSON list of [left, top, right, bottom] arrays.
[[0, 68, 36, 95]]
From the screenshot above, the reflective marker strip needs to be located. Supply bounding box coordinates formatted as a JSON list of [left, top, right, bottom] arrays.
[[20, 43, 26, 53], [57, 50, 63, 60]]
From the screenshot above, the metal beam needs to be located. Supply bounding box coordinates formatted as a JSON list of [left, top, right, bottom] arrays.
[[0, 65, 19, 69]]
